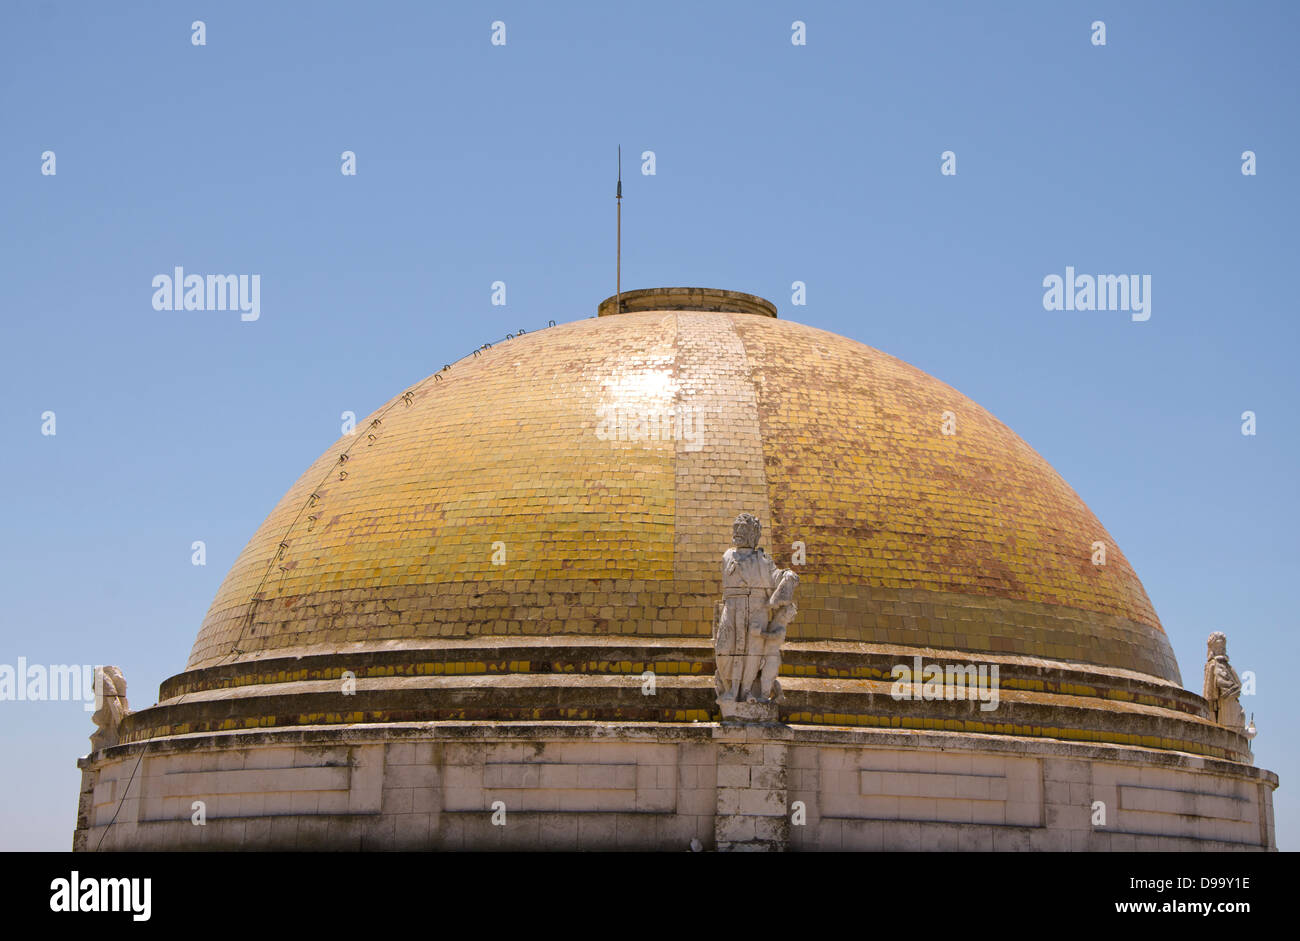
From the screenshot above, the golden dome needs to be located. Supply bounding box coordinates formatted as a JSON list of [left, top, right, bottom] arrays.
[[186, 288, 1178, 685]]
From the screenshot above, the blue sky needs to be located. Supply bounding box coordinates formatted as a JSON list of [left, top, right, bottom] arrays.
[[1, 0, 1296, 850]]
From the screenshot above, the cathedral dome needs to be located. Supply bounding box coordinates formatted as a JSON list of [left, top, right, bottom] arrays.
[[78, 289, 1275, 854], [187, 287, 1175, 681], [123, 288, 1255, 764]]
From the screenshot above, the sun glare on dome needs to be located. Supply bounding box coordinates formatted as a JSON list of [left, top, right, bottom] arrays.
[[607, 366, 676, 403]]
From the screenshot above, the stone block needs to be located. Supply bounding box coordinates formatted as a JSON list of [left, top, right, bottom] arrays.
[[715, 816, 756, 843], [678, 743, 715, 767], [577, 814, 618, 848], [636, 787, 676, 813], [992, 827, 1031, 852], [296, 817, 332, 849], [316, 791, 349, 814], [739, 788, 786, 816], [268, 815, 299, 847], [392, 813, 432, 849], [411, 786, 439, 814], [716, 764, 751, 788], [442, 765, 481, 791], [538, 813, 580, 850], [290, 791, 319, 814], [1043, 758, 1089, 784], [386, 763, 436, 789], [615, 814, 659, 848], [1043, 781, 1072, 806], [879, 819, 922, 851], [753, 816, 789, 842], [243, 747, 296, 771], [382, 787, 413, 814], [577, 764, 637, 789], [386, 743, 416, 766], [932, 798, 975, 824]]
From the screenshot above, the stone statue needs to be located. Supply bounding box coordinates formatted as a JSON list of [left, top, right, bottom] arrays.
[[1202, 632, 1245, 730], [90, 665, 130, 751], [713, 513, 797, 711]]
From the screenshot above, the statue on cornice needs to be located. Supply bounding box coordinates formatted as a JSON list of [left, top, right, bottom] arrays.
[[90, 666, 131, 751], [713, 513, 797, 711], [1202, 632, 1246, 730]]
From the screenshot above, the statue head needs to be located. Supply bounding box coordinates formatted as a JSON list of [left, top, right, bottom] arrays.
[[732, 513, 761, 549], [94, 666, 126, 707], [1207, 631, 1227, 658]]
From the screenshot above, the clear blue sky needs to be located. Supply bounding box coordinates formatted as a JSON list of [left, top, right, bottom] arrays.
[[1, 1, 1296, 850]]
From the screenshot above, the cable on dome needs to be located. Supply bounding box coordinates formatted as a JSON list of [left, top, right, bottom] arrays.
[[218, 318, 561, 662]]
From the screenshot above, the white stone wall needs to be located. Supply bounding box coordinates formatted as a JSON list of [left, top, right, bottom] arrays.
[[75, 724, 1277, 851]]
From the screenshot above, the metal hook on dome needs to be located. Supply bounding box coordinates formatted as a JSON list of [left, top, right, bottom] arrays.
[[442, 364, 451, 372], [432, 374, 442, 382], [505, 333, 513, 340], [367, 433, 378, 445], [402, 391, 415, 406], [277, 542, 289, 559], [309, 492, 321, 507], [516, 327, 527, 335], [306, 515, 318, 531], [547, 319, 556, 327], [338, 470, 349, 481], [481, 341, 492, 350]]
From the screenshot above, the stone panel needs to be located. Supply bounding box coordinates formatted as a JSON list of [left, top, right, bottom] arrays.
[[816, 747, 1041, 828]]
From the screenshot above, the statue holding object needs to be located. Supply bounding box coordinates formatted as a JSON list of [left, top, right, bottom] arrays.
[[713, 513, 797, 711], [1202, 632, 1246, 730]]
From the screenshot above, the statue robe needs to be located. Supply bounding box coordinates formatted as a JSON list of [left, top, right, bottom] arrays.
[[1203, 656, 1245, 729], [715, 547, 795, 700]]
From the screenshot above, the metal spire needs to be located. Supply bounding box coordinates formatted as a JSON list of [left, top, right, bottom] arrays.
[[616, 146, 622, 314]]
